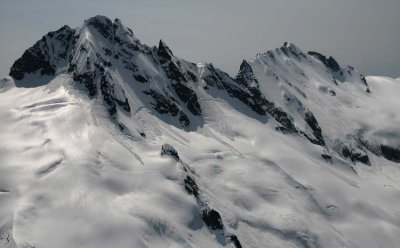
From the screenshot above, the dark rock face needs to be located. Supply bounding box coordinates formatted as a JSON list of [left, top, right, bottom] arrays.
[[380, 145, 400, 163], [9, 25, 74, 80], [275, 126, 293, 134], [171, 83, 202, 116], [155, 40, 202, 122], [304, 111, 325, 146], [228, 235, 243, 248], [321, 154, 332, 161], [157, 41, 195, 84], [187, 70, 198, 82], [178, 112, 190, 127], [233, 63, 298, 132], [144, 90, 179, 115], [280, 42, 307, 60], [100, 74, 117, 116], [86, 16, 113, 40], [342, 146, 370, 165], [266, 103, 297, 133], [202, 209, 223, 230], [116, 98, 131, 113], [203, 64, 230, 90], [208, 64, 249, 93], [161, 145, 242, 247], [160, 144, 180, 161], [100, 73, 131, 116], [133, 74, 148, 83], [231, 88, 267, 115], [340, 136, 399, 165], [47, 25, 74, 59], [308, 51, 340, 72], [236, 60, 258, 87], [143, 90, 191, 127], [164, 61, 188, 83], [67, 25, 131, 119], [357, 154, 370, 165], [209, 63, 300, 136], [184, 176, 199, 197], [360, 75, 371, 93], [72, 71, 97, 97], [10, 47, 55, 80], [157, 40, 173, 64]]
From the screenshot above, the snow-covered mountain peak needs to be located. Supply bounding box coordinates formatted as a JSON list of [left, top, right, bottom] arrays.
[[236, 42, 400, 164], [280, 41, 304, 56], [7, 16, 398, 165], [2, 15, 400, 248], [250, 42, 369, 92], [307, 50, 340, 72], [236, 59, 259, 89], [158, 39, 173, 57], [83, 15, 139, 44]]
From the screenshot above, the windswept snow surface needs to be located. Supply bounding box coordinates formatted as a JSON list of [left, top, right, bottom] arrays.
[[1, 16, 400, 248], [1, 74, 400, 248]]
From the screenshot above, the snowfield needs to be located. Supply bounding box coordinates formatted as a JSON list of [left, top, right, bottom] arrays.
[[0, 16, 400, 248]]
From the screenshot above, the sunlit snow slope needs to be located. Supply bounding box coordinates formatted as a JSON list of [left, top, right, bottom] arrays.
[[1, 16, 400, 248]]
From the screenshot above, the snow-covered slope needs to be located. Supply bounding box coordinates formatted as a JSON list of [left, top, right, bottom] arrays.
[[237, 42, 400, 164], [1, 16, 400, 248]]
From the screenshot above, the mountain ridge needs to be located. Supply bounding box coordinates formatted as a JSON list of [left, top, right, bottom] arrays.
[[7, 15, 400, 164]]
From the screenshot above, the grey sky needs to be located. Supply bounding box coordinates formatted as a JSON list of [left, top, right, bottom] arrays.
[[0, 0, 399, 78]]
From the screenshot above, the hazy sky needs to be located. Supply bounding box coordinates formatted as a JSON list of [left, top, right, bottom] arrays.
[[0, 0, 399, 78]]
